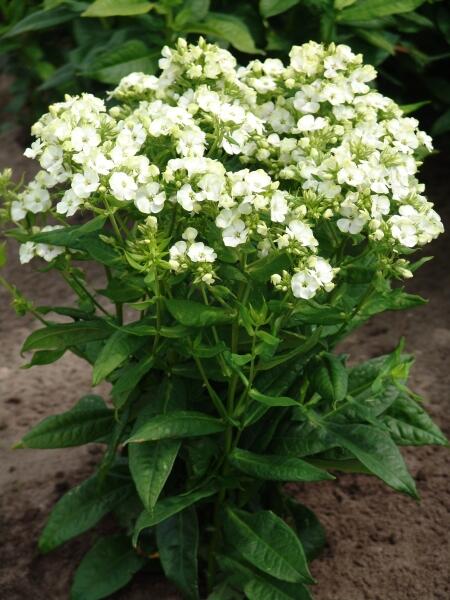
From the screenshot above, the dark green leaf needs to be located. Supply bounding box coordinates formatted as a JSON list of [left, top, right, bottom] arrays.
[[260, 0, 301, 19], [248, 388, 299, 407], [133, 485, 217, 545], [229, 448, 333, 481], [244, 577, 312, 600], [311, 354, 348, 404], [382, 394, 448, 446], [16, 395, 113, 449], [182, 12, 262, 55], [82, 0, 154, 17], [3, 7, 77, 38], [22, 320, 113, 352], [285, 498, 326, 560], [327, 423, 418, 498], [338, 0, 426, 22], [31, 216, 106, 246], [39, 472, 133, 553], [166, 298, 235, 327], [86, 40, 158, 84], [156, 507, 200, 600], [71, 534, 145, 600], [111, 354, 154, 409], [92, 331, 145, 385], [129, 378, 186, 510], [175, 0, 210, 28], [224, 508, 313, 584], [127, 411, 225, 443]]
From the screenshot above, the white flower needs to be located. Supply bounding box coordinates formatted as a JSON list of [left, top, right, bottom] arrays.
[[19, 242, 36, 264], [72, 169, 99, 199], [11, 200, 27, 221], [296, 115, 327, 132], [270, 190, 289, 223], [222, 220, 248, 247], [135, 182, 165, 214], [286, 220, 318, 248], [70, 126, 101, 152], [182, 227, 198, 242], [56, 189, 83, 217], [187, 242, 217, 263], [109, 172, 137, 201], [22, 186, 51, 214], [291, 271, 321, 299]]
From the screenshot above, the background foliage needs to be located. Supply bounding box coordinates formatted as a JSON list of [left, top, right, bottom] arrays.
[[1, 0, 450, 137]]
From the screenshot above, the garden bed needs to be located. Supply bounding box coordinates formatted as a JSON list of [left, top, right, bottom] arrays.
[[0, 129, 449, 600]]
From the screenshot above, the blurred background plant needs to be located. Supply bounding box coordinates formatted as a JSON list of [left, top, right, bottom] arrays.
[[1, 0, 449, 139]]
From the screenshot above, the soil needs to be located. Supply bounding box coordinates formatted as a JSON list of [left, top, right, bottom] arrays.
[[0, 124, 449, 599]]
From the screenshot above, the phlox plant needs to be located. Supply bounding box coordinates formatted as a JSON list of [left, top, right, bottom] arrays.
[[0, 38, 448, 600]]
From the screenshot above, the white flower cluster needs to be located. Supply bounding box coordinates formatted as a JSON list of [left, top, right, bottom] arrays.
[[15, 38, 443, 300]]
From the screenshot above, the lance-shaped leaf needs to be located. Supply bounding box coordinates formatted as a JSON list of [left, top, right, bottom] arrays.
[[82, 0, 154, 17], [218, 553, 312, 600], [260, 0, 301, 19], [133, 485, 217, 546], [165, 298, 235, 327], [71, 534, 145, 600], [16, 395, 113, 449], [248, 388, 300, 407], [129, 377, 186, 511], [92, 331, 145, 385], [39, 472, 133, 553], [224, 508, 313, 584], [284, 498, 326, 560], [229, 448, 333, 482], [327, 423, 418, 498], [22, 320, 112, 352], [111, 354, 154, 409], [127, 411, 225, 443], [156, 507, 200, 600], [310, 353, 348, 405], [382, 394, 448, 446]]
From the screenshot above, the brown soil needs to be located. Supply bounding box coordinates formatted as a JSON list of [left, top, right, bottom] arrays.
[[0, 126, 449, 600]]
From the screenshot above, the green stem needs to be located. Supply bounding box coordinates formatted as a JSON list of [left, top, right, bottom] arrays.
[[66, 271, 112, 317], [193, 355, 228, 420]]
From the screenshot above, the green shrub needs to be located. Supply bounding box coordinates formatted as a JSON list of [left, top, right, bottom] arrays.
[[0, 37, 447, 599]]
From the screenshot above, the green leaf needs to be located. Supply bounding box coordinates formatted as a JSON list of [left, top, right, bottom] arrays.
[[244, 577, 312, 600], [127, 411, 225, 443], [229, 448, 333, 482], [111, 354, 154, 409], [288, 302, 345, 326], [224, 508, 313, 584], [400, 100, 431, 114], [22, 320, 112, 353], [0, 241, 6, 268], [3, 7, 77, 38], [182, 12, 262, 55], [218, 553, 312, 599], [285, 498, 326, 560], [129, 379, 186, 511], [30, 216, 106, 246], [39, 472, 133, 553], [82, 0, 154, 17], [432, 107, 450, 137], [248, 388, 300, 407], [338, 0, 426, 22], [174, 0, 210, 28], [248, 252, 290, 283], [327, 423, 418, 498], [260, 0, 301, 18], [133, 485, 217, 545], [382, 394, 448, 446], [166, 298, 235, 327], [92, 331, 145, 385], [311, 354, 348, 404], [156, 507, 200, 600], [86, 40, 158, 84], [16, 395, 113, 449], [71, 534, 145, 600]]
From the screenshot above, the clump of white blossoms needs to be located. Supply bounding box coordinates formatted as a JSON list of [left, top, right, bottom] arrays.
[[12, 38, 443, 300]]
